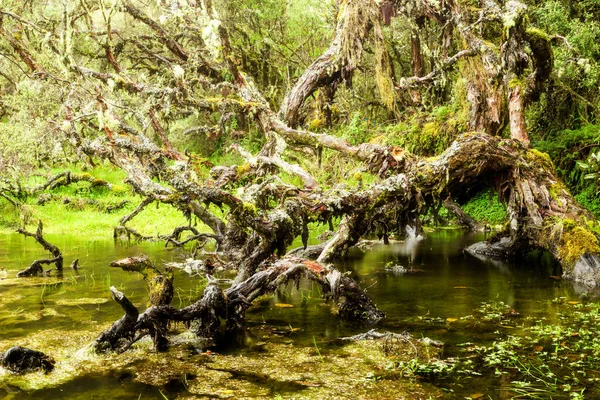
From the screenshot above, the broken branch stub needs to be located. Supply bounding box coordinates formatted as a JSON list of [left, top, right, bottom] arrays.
[[109, 255, 174, 307], [94, 287, 140, 353]]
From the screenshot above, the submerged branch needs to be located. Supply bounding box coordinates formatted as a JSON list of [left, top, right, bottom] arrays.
[[96, 255, 384, 352], [16, 220, 63, 277]]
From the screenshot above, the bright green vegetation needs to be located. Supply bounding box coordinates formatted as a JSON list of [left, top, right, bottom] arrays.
[[461, 190, 508, 226], [0, 165, 188, 240], [575, 186, 600, 219], [3, 0, 600, 398], [531, 124, 600, 220], [409, 299, 600, 399]]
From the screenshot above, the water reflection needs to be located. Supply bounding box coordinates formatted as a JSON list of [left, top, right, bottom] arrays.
[[1, 230, 599, 396]]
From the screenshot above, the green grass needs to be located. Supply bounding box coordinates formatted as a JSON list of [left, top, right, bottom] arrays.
[[0, 164, 192, 240]]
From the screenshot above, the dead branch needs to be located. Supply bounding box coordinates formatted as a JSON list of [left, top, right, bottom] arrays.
[[443, 197, 479, 231], [109, 255, 174, 307], [30, 171, 112, 193], [96, 255, 384, 352], [122, 1, 188, 61], [16, 220, 63, 277]]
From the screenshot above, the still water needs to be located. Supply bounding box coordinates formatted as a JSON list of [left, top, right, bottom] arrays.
[[0, 230, 594, 398]]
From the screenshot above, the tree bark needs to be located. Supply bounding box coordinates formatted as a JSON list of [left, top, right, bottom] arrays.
[[278, 0, 380, 127], [508, 85, 529, 145], [409, 30, 424, 105], [443, 197, 479, 231]]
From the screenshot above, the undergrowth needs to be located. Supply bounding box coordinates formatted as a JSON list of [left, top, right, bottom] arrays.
[[461, 189, 508, 225]]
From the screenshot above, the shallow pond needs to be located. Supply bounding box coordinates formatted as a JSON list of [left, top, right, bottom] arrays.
[[0, 230, 597, 398]]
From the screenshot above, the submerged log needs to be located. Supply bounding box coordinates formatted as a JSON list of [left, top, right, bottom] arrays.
[[0, 346, 55, 373], [96, 255, 384, 353], [16, 220, 63, 277]]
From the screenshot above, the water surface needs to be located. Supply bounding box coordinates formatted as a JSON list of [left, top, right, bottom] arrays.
[[0, 231, 595, 398]]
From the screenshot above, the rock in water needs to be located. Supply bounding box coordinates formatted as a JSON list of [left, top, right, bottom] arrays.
[[0, 346, 55, 373], [465, 237, 515, 260]]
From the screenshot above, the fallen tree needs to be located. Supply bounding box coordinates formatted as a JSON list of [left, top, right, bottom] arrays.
[[95, 255, 384, 353], [1, 2, 600, 363], [94, 130, 600, 355], [0, 6, 599, 386]]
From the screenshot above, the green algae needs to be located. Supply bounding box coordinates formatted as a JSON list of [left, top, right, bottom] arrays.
[[3, 231, 600, 399], [55, 298, 108, 306], [126, 335, 440, 399], [0, 276, 66, 287], [1, 327, 440, 399]]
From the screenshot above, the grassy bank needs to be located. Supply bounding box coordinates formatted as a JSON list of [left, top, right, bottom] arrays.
[[0, 165, 189, 241]]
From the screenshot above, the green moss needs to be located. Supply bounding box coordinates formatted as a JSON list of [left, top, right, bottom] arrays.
[[561, 218, 577, 230], [422, 121, 440, 137], [526, 27, 550, 42], [236, 163, 251, 176], [308, 118, 326, 131], [549, 182, 567, 206], [508, 77, 525, 89], [241, 201, 258, 216], [527, 148, 554, 170], [111, 185, 128, 195], [71, 172, 93, 181], [586, 218, 600, 236], [558, 225, 600, 267]]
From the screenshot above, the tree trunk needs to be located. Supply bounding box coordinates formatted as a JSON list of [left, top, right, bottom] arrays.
[[410, 30, 424, 105], [278, 0, 380, 127], [508, 85, 529, 145]]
